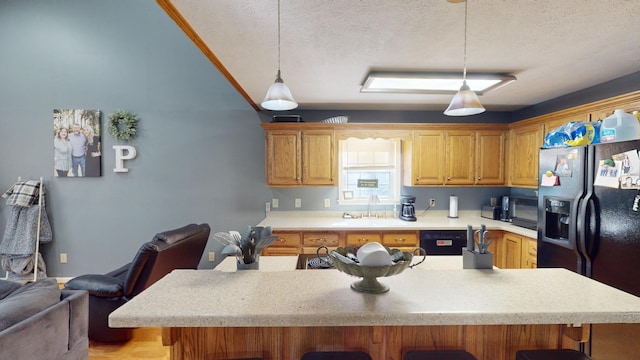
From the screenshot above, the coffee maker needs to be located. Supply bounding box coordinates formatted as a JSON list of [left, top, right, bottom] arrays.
[[400, 195, 417, 221]]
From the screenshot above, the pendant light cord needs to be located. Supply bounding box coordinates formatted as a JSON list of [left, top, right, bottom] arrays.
[[462, 0, 468, 81], [277, 0, 281, 74]]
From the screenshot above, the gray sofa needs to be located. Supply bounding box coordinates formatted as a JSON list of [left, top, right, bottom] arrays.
[[0, 278, 89, 360]]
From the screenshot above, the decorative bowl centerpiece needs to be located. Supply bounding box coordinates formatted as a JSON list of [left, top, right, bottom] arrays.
[[325, 245, 425, 294]]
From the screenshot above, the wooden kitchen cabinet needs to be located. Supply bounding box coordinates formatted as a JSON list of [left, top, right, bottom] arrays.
[[405, 128, 506, 186], [262, 231, 302, 255], [407, 130, 446, 185], [445, 130, 476, 185], [502, 232, 522, 269], [382, 231, 419, 253], [345, 231, 418, 252], [497, 232, 537, 269], [346, 232, 382, 246], [264, 128, 335, 186], [265, 130, 300, 186], [302, 231, 340, 248], [521, 237, 538, 269], [508, 124, 543, 188], [301, 130, 335, 185], [475, 130, 506, 185]]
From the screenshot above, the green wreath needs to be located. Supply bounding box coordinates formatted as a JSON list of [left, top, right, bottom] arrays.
[[107, 110, 139, 141]]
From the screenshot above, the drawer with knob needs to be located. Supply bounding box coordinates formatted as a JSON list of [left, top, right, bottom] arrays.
[[382, 232, 419, 247], [346, 232, 382, 246], [270, 232, 302, 247], [303, 232, 340, 247]]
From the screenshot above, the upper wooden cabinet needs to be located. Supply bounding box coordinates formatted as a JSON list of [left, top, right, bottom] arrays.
[[408, 130, 446, 185], [405, 128, 505, 186], [301, 130, 335, 185], [506, 90, 640, 188], [445, 130, 476, 185], [264, 128, 335, 186], [475, 130, 506, 185], [508, 124, 543, 188], [265, 129, 301, 186]]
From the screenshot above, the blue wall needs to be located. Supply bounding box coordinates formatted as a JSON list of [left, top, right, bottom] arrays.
[[0, 0, 272, 276]]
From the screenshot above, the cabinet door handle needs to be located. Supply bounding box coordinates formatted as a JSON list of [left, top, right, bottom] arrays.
[[394, 238, 406, 242], [358, 238, 369, 243]]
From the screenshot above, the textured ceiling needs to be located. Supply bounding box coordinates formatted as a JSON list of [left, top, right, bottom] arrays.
[[160, 0, 640, 112]]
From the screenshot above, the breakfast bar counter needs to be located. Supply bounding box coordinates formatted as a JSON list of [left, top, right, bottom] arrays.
[[110, 267, 640, 359]]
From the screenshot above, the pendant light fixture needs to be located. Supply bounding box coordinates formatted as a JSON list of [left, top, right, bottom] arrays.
[[261, 0, 298, 111], [444, 0, 485, 116]]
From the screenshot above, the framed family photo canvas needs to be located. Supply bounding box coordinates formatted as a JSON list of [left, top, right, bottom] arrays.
[[53, 109, 102, 177]]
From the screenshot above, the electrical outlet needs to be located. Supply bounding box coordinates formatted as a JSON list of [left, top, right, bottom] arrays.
[[60, 253, 67, 264], [208, 252, 215, 262], [324, 198, 330, 208], [265, 202, 271, 212], [429, 198, 436, 207], [272, 198, 279, 208], [295, 198, 302, 208]]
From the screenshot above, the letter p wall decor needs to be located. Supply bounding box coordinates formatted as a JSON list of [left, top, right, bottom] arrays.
[[113, 145, 137, 173]]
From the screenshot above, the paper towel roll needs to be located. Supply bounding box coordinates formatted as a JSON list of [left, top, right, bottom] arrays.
[[448, 195, 459, 218]]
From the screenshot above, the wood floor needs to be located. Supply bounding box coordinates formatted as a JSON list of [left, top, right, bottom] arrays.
[[89, 328, 168, 360]]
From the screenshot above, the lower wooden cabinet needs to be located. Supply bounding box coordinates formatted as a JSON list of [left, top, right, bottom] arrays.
[[264, 230, 419, 256], [261, 231, 301, 256], [381, 232, 419, 253], [495, 231, 537, 269], [265, 229, 536, 269], [521, 237, 538, 268], [346, 232, 382, 246]]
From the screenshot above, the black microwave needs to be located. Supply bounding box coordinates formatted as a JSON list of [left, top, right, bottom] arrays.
[[502, 196, 538, 230]]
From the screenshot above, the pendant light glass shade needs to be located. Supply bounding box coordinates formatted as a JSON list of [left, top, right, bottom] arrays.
[[444, 0, 485, 117], [261, 0, 298, 111], [444, 80, 485, 116], [262, 70, 298, 111]]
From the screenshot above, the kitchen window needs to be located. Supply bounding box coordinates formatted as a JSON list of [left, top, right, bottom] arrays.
[[338, 138, 402, 205]]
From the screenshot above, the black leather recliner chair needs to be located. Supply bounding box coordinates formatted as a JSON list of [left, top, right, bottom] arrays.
[[64, 223, 210, 342]]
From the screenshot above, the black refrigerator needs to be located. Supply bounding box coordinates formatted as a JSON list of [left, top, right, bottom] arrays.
[[538, 139, 640, 359]]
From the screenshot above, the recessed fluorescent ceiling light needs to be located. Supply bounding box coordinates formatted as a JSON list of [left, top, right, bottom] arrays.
[[361, 71, 516, 95]]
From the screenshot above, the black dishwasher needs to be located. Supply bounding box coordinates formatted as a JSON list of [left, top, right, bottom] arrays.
[[419, 230, 467, 255]]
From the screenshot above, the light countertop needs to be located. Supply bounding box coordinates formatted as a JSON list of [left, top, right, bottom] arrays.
[[110, 267, 640, 328], [256, 210, 537, 238]]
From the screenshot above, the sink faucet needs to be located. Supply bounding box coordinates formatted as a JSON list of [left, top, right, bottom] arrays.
[[367, 194, 380, 218]]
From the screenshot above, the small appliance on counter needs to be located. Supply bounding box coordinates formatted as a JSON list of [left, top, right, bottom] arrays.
[[500, 195, 511, 221], [400, 195, 416, 221], [480, 205, 502, 220]]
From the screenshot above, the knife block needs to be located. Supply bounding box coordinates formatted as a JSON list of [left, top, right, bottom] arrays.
[[462, 248, 493, 269], [237, 261, 260, 270]]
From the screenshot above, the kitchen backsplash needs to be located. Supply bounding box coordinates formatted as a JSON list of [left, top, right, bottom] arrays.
[[267, 186, 533, 212]]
